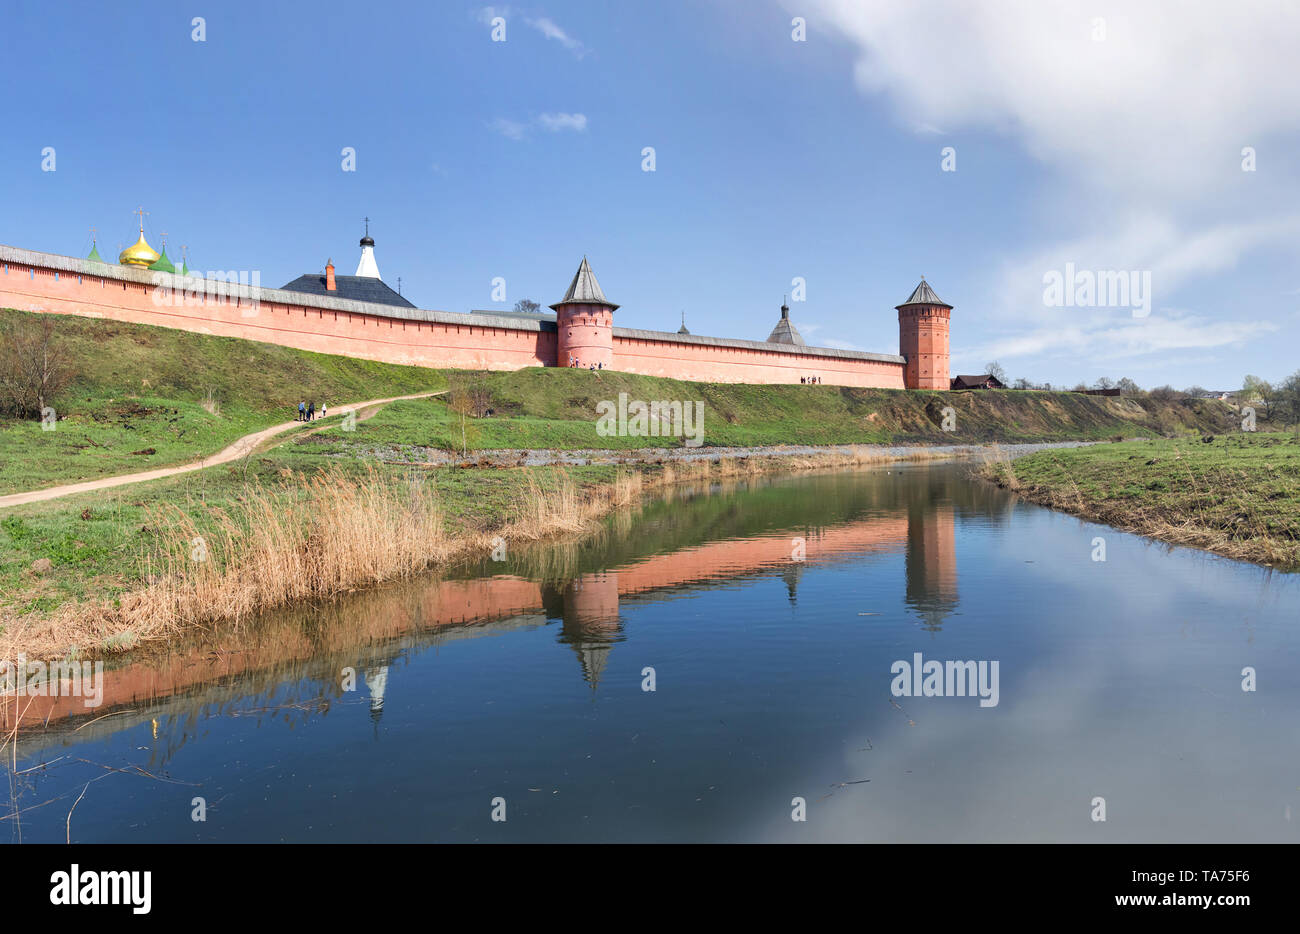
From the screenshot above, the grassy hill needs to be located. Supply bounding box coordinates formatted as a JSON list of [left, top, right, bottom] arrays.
[[302, 366, 1235, 458], [1, 307, 1237, 494], [0, 308, 442, 493]]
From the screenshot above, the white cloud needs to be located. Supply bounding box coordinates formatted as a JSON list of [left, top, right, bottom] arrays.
[[526, 16, 588, 57], [490, 113, 588, 140], [995, 214, 1300, 317], [802, 0, 1300, 196], [822, 337, 868, 352], [476, 5, 510, 25], [537, 112, 588, 132], [489, 117, 527, 140], [963, 312, 1278, 364]]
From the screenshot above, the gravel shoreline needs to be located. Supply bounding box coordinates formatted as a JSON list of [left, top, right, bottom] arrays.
[[338, 440, 1103, 469]]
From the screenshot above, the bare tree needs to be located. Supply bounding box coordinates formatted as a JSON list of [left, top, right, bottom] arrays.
[[447, 375, 490, 454], [0, 316, 73, 418], [984, 360, 1007, 384], [513, 299, 541, 315], [1116, 377, 1142, 396]]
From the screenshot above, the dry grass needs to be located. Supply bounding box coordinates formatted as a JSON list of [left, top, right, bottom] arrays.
[[2, 444, 981, 661], [200, 387, 221, 417]]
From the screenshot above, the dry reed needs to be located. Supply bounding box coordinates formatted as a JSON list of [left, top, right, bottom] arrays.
[[3, 444, 978, 660]]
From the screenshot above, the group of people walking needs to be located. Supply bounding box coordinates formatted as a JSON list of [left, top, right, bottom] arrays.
[[296, 400, 327, 421], [800, 375, 822, 384], [567, 356, 603, 371]]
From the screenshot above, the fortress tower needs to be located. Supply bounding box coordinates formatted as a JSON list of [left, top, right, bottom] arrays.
[[896, 278, 952, 390], [551, 256, 617, 369]]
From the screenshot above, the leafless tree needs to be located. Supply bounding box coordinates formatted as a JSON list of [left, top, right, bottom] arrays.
[[0, 316, 73, 418]]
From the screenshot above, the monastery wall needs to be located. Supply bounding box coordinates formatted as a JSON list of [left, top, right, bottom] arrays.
[[0, 246, 911, 388], [611, 330, 907, 388]]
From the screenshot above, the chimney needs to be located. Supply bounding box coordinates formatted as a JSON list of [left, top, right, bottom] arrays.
[[325, 259, 336, 291]]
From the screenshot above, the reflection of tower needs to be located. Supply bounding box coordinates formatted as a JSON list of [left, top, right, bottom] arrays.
[[364, 665, 389, 726], [781, 561, 805, 607], [904, 502, 959, 631], [554, 572, 623, 690]]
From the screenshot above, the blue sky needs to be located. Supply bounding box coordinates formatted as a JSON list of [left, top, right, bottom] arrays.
[[4, 0, 1298, 389]]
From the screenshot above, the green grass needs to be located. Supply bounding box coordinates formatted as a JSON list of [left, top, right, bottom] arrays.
[[984, 432, 1300, 567], [0, 308, 443, 493], [298, 366, 1238, 457], [0, 438, 623, 616]]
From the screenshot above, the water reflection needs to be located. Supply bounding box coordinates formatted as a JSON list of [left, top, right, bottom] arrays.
[[5, 466, 973, 747], [10, 462, 1291, 843]]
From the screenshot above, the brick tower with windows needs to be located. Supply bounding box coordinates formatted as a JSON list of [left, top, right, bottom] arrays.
[[896, 278, 952, 390], [551, 256, 617, 369]]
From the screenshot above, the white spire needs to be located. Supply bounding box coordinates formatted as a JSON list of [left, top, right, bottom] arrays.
[[356, 244, 380, 278], [355, 218, 380, 278]]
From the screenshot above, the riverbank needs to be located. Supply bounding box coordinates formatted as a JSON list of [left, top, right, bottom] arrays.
[[2, 307, 1237, 493], [979, 433, 1300, 569], [1, 442, 1078, 661]]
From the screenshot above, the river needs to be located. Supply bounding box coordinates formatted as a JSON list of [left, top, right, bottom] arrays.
[[3, 462, 1297, 842]]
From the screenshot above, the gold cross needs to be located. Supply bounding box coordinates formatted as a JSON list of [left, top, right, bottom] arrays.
[[134, 206, 149, 233]]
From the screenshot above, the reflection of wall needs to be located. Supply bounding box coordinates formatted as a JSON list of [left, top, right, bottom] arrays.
[[5, 506, 960, 729]]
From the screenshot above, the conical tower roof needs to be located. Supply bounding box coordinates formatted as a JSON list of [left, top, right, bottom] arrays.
[[550, 256, 618, 310], [87, 242, 104, 263], [765, 300, 804, 345], [896, 277, 952, 309], [148, 246, 176, 273]]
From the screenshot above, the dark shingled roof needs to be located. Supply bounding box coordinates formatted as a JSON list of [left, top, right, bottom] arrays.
[[897, 278, 952, 309], [766, 302, 805, 346], [550, 257, 618, 310], [280, 273, 415, 308], [951, 374, 1006, 390]]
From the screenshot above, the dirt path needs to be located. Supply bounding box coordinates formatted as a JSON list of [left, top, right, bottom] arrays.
[[0, 391, 445, 510]]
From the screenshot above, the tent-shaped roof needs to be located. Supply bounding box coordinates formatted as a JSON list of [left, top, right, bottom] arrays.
[[87, 242, 105, 263], [550, 256, 618, 310], [766, 302, 805, 345], [896, 278, 952, 309], [148, 248, 176, 274]]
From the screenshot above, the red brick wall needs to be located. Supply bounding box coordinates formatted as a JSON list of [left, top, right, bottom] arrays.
[[611, 334, 907, 388], [0, 258, 554, 371], [0, 252, 914, 389]]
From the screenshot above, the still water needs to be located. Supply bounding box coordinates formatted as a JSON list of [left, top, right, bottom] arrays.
[[4, 463, 1298, 842]]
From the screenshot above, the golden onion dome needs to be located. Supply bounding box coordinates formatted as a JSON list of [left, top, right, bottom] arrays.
[[119, 232, 160, 267]]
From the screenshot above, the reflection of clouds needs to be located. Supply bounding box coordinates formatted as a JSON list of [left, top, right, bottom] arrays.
[[981, 506, 1299, 633], [747, 562, 1300, 842], [365, 666, 389, 722]]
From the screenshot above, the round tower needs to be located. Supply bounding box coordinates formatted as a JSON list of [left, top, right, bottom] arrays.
[[551, 256, 617, 369], [896, 278, 952, 390]]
